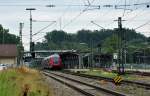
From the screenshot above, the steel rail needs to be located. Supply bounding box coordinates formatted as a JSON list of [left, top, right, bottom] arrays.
[[62, 71, 150, 89], [43, 71, 127, 96], [43, 72, 96, 96]]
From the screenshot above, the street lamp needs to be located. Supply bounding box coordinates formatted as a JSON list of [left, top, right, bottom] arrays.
[[26, 8, 36, 52]]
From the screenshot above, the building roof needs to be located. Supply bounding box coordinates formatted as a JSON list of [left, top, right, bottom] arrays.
[[0, 44, 17, 57]]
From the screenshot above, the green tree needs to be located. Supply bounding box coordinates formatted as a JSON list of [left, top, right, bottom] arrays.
[[45, 30, 68, 44], [0, 24, 19, 44], [35, 28, 147, 51], [101, 35, 121, 54]]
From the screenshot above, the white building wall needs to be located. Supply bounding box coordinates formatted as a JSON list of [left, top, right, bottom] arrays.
[[0, 57, 17, 65]]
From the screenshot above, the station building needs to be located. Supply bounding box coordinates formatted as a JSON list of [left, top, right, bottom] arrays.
[[0, 44, 17, 65], [60, 52, 79, 69]]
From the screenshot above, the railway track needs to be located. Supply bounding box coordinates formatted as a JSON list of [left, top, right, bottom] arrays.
[[43, 71, 127, 96], [62, 70, 150, 89]]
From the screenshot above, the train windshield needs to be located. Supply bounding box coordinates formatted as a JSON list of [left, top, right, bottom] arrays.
[[54, 56, 59, 64]]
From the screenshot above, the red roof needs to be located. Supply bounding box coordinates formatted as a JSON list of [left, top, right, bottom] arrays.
[[0, 44, 17, 57]]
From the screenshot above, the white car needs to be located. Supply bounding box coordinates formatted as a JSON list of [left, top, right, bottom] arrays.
[[0, 64, 7, 70]]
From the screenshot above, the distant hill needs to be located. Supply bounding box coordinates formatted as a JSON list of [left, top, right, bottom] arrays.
[[35, 28, 147, 51]]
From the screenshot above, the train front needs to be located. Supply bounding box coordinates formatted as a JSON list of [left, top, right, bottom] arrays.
[[51, 54, 63, 69]]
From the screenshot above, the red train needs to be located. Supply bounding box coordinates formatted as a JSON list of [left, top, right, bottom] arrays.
[[42, 54, 63, 69]]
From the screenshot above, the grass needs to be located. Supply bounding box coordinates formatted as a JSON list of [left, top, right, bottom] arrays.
[[82, 69, 150, 81], [82, 69, 118, 78], [81, 69, 150, 96], [0, 67, 53, 96]]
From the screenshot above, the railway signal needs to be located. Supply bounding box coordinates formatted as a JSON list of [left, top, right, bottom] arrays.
[[30, 42, 35, 58]]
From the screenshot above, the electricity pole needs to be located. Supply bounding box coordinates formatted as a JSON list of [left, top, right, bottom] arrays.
[[2, 29, 4, 44], [26, 8, 36, 52], [115, 17, 126, 74], [90, 38, 94, 68], [19, 23, 24, 66], [19, 23, 24, 46]]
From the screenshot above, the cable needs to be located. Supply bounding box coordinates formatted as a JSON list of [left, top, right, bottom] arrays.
[[62, 11, 85, 29], [0, 0, 50, 3], [33, 36, 45, 42], [56, 5, 71, 30], [0, 4, 46, 6], [34, 0, 96, 41], [62, 0, 96, 29], [84, 0, 122, 29], [91, 21, 105, 29], [105, 21, 116, 28], [134, 1, 150, 6], [32, 21, 56, 36], [102, 0, 123, 28], [122, 0, 127, 17], [135, 20, 150, 30], [124, 6, 148, 27], [127, 8, 147, 22], [123, 2, 143, 19], [103, 0, 123, 26], [32, 22, 56, 42]]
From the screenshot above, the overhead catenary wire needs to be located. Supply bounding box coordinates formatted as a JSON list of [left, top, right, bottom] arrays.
[[0, 4, 47, 6], [123, 7, 147, 28], [1, 0, 150, 41], [32, 21, 56, 36], [0, 0, 50, 2], [55, 5, 72, 30], [34, 36, 44, 42], [101, 0, 122, 28], [82, 0, 125, 30], [32, 21, 56, 42], [62, 0, 96, 29], [0, 0, 149, 7], [91, 21, 105, 29], [116, 0, 150, 19], [126, 7, 148, 22], [119, 1, 150, 30], [122, 0, 127, 17], [134, 20, 150, 30], [33, 0, 96, 42], [0, 0, 49, 4], [134, 1, 150, 6], [123, 2, 144, 19]]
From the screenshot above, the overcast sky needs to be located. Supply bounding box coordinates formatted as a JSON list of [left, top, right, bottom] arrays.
[[0, 0, 150, 50]]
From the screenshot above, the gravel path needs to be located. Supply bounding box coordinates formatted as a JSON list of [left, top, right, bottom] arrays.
[[42, 74, 87, 96], [43, 72, 112, 96]]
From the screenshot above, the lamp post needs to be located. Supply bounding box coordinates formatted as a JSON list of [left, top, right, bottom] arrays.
[[26, 8, 36, 52]]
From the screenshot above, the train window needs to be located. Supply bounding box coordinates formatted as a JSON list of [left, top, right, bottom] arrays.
[[54, 56, 59, 64]]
